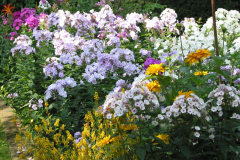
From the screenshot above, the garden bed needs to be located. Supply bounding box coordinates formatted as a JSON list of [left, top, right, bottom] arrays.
[[1, 0, 240, 159]]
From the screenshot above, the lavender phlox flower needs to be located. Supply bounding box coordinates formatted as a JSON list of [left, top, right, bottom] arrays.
[[233, 69, 240, 76], [52, 29, 76, 55], [7, 93, 19, 99], [139, 49, 152, 58], [28, 98, 43, 110], [43, 61, 64, 78], [44, 76, 77, 100], [114, 79, 132, 92], [11, 35, 36, 56], [94, 5, 116, 28], [220, 65, 232, 72], [110, 48, 135, 62], [80, 39, 104, 64], [33, 28, 52, 47], [106, 34, 121, 47], [122, 61, 141, 76], [234, 78, 240, 84], [160, 51, 177, 64], [70, 12, 95, 37]]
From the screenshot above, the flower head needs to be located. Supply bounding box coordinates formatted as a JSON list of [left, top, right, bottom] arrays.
[[146, 63, 167, 76], [184, 49, 211, 65], [194, 71, 209, 76], [145, 80, 161, 92], [2, 4, 15, 16], [174, 90, 195, 101], [96, 135, 111, 147], [156, 134, 170, 144]]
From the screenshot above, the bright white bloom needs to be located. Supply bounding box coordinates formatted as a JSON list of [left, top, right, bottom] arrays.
[[194, 132, 200, 138], [38, 0, 51, 10], [195, 126, 200, 131], [152, 121, 158, 126]]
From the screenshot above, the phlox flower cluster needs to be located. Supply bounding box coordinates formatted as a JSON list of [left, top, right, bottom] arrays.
[[155, 8, 240, 65], [32, 28, 52, 47], [83, 48, 141, 84], [59, 52, 82, 66], [80, 39, 104, 64], [47, 9, 95, 38], [29, 98, 43, 110], [220, 65, 232, 73], [43, 61, 64, 78], [38, 12, 48, 29], [144, 8, 179, 35], [12, 8, 39, 30], [159, 50, 179, 64], [11, 35, 36, 56], [160, 8, 179, 34], [161, 93, 207, 120], [45, 77, 77, 100], [74, 131, 82, 144], [207, 84, 240, 117], [103, 85, 159, 119], [7, 93, 18, 98], [139, 48, 152, 58], [114, 79, 132, 92], [52, 29, 85, 55]]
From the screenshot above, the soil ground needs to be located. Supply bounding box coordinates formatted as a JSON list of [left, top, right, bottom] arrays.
[[0, 100, 30, 160]]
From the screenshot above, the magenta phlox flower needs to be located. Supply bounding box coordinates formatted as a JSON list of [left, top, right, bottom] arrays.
[[20, 8, 37, 21], [12, 18, 23, 30], [143, 57, 161, 70], [13, 11, 21, 20], [25, 15, 39, 29]]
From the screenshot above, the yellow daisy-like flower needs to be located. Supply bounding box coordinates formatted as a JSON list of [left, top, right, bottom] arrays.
[[174, 90, 195, 101], [155, 134, 170, 144], [96, 135, 111, 147], [145, 80, 161, 92], [184, 49, 211, 65], [194, 71, 209, 76], [146, 63, 167, 76]]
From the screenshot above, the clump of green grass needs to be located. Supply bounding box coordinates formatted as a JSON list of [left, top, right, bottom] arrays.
[[0, 116, 12, 160]]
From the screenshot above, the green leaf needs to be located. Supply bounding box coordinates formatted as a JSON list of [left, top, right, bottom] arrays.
[[136, 148, 146, 160], [115, 156, 126, 160], [128, 134, 137, 138], [110, 133, 119, 139], [179, 145, 191, 159], [218, 141, 228, 159], [179, 66, 190, 74], [213, 56, 225, 66]]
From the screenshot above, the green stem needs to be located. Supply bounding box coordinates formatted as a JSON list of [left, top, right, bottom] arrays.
[[180, 36, 185, 60]]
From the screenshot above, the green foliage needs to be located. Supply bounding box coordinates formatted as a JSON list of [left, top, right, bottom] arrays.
[[157, 0, 240, 24], [0, 115, 12, 160]]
